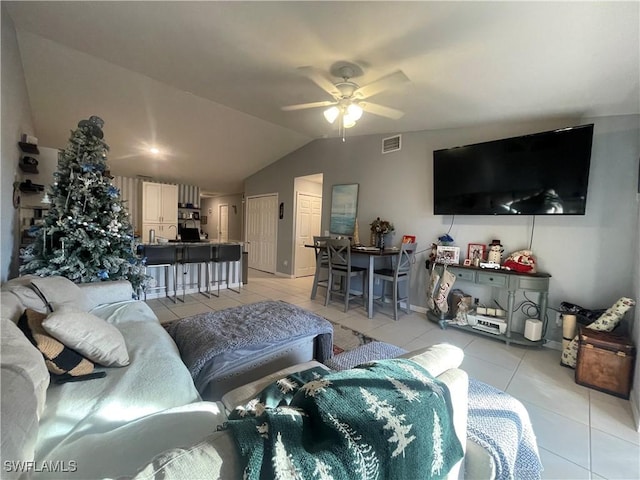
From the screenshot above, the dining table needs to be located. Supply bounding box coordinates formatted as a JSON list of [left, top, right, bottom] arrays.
[[307, 243, 401, 319]]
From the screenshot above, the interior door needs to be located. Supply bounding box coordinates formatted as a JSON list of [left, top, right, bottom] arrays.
[[294, 193, 322, 277], [219, 204, 229, 242], [246, 194, 277, 273]]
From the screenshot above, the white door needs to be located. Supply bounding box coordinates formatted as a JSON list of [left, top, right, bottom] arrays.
[[294, 193, 322, 277], [246, 194, 277, 273], [219, 204, 229, 242]]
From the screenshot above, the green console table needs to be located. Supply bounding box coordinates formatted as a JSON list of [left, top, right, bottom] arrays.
[[426, 264, 551, 346]]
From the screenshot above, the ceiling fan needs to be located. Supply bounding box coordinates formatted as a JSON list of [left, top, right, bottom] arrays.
[[282, 62, 409, 138]]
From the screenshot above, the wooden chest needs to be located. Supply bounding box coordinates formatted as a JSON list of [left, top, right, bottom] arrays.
[[575, 327, 635, 399]]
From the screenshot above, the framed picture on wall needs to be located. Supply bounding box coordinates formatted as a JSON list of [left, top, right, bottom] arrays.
[[330, 184, 359, 235]]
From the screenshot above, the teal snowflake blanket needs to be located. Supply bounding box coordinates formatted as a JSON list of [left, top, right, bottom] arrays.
[[225, 358, 463, 479]]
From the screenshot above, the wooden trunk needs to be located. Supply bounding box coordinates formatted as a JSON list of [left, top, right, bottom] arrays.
[[575, 326, 635, 399]]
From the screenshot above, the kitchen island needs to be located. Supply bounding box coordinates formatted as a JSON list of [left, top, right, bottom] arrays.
[[136, 241, 243, 300]]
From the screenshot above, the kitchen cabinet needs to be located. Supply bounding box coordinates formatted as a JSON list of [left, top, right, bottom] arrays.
[[140, 182, 178, 242], [141, 182, 178, 223]]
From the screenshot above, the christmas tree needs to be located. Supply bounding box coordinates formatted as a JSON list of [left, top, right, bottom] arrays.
[[20, 116, 147, 293]]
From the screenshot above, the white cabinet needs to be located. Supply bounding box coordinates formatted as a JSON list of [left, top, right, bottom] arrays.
[[141, 182, 178, 223], [140, 182, 178, 242]]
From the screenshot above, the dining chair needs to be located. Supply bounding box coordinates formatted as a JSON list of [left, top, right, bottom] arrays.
[[373, 242, 418, 320], [325, 238, 367, 312], [310, 235, 330, 300]]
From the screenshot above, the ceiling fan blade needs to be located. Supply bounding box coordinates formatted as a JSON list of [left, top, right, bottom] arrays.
[[298, 66, 340, 97], [354, 70, 410, 99], [281, 100, 336, 111], [359, 102, 405, 119]]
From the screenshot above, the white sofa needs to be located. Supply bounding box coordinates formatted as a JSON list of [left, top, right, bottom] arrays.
[[1, 277, 474, 479]]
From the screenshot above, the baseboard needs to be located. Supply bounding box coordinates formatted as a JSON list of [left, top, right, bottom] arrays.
[[409, 304, 427, 314], [545, 340, 563, 351], [630, 388, 640, 432], [275, 272, 294, 279]]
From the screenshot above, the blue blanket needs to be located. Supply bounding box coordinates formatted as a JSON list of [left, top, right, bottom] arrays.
[[467, 378, 543, 480], [166, 301, 333, 387]]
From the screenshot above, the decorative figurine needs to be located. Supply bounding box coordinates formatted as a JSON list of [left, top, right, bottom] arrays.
[[487, 239, 504, 265]]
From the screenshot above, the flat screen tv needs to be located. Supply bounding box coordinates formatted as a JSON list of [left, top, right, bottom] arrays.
[[433, 124, 594, 215]]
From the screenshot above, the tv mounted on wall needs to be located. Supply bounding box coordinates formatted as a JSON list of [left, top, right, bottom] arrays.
[[433, 124, 594, 215]]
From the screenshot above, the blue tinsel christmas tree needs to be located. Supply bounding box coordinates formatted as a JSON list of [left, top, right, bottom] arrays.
[[20, 116, 147, 292]]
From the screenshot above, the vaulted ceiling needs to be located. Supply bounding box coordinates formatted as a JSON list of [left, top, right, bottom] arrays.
[[5, 1, 639, 194]]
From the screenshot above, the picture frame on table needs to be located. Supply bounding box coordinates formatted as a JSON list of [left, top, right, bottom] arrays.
[[463, 259, 472, 266], [402, 235, 416, 244], [467, 243, 486, 262], [436, 245, 460, 265]]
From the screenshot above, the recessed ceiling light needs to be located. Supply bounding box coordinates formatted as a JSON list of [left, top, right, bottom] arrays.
[[149, 147, 160, 155]]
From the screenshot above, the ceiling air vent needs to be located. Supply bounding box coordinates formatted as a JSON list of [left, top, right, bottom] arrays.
[[382, 134, 401, 154]]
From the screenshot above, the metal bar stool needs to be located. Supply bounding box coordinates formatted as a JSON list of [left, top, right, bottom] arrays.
[[138, 244, 178, 303], [178, 243, 212, 301], [210, 243, 242, 296]]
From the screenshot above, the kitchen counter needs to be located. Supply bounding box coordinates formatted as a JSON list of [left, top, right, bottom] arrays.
[[136, 242, 244, 299], [138, 240, 244, 247]]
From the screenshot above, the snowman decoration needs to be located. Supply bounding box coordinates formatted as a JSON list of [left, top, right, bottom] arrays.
[[487, 239, 504, 265]]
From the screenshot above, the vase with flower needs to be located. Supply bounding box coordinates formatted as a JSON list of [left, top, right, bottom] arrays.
[[370, 217, 395, 249]]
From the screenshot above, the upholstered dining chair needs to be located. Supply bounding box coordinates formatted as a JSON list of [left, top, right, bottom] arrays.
[[310, 236, 330, 300], [325, 238, 367, 313], [373, 242, 418, 320]]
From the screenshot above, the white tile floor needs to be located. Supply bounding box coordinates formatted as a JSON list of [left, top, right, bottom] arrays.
[[147, 269, 640, 480]]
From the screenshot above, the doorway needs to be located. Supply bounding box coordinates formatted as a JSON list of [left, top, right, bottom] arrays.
[[293, 174, 323, 278], [245, 194, 278, 274], [218, 204, 229, 242]]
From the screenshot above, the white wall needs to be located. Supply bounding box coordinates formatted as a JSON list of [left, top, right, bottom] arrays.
[[1, 6, 36, 281], [245, 115, 640, 345]]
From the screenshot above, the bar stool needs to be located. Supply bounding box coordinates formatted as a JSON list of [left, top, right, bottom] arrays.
[[138, 244, 178, 303], [178, 244, 212, 301], [210, 243, 242, 296], [311, 235, 330, 300]]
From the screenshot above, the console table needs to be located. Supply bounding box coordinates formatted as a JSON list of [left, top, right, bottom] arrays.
[[426, 264, 551, 346]]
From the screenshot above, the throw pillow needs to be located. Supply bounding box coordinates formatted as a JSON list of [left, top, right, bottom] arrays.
[[42, 309, 130, 367], [18, 309, 95, 377], [30, 276, 90, 312]]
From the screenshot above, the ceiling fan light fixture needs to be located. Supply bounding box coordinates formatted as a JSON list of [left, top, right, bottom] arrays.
[[323, 106, 340, 124], [346, 103, 363, 121], [343, 118, 357, 129]]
